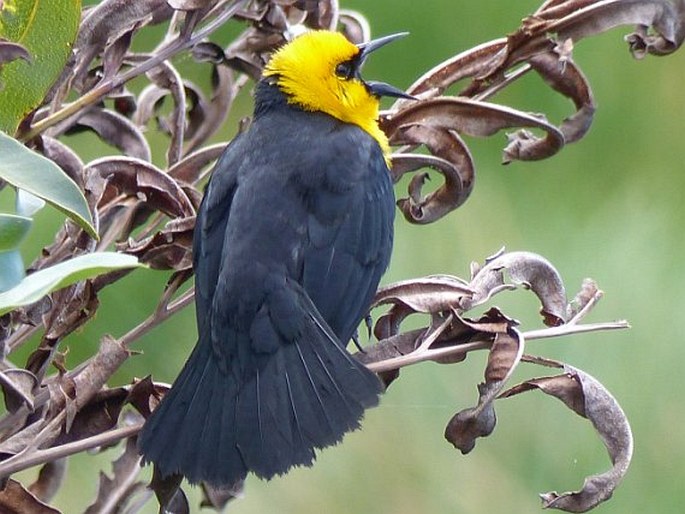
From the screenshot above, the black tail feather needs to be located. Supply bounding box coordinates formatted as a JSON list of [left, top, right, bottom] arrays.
[[138, 283, 382, 486]]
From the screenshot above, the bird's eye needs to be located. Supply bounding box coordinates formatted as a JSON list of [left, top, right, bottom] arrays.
[[335, 61, 354, 80]]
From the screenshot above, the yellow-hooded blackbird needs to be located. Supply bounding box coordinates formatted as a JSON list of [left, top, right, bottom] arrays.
[[138, 30, 410, 487]]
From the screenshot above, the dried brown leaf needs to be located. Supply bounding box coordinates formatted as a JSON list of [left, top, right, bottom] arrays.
[[445, 329, 523, 453], [84, 437, 145, 514], [403, 39, 507, 98], [37, 137, 85, 189], [0, 479, 61, 514], [127, 56, 187, 165], [28, 460, 67, 503], [501, 364, 633, 512], [0, 368, 38, 413], [444, 382, 497, 454], [71, 0, 174, 89], [463, 250, 567, 325], [68, 108, 151, 162], [53, 387, 127, 446], [528, 50, 595, 144], [200, 480, 244, 510], [373, 276, 473, 314], [167, 143, 225, 184], [185, 64, 245, 153], [85, 157, 195, 220], [391, 124, 474, 224], [102, 29, 135, 82], [150, 469, 188, 514], [121, 216, 195, 270]]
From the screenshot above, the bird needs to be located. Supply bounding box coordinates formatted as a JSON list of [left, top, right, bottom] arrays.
[[138, 29, 411, 488]]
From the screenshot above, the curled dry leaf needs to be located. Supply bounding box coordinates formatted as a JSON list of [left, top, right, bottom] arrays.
[[28, 460, 67, 504], [501, 364, 633, 513], [0, 368, 38, 413], [168, 143, 226, 184], [150, 469, 188, 514], [0, 40, 31, 66], [85, 157, 195, 220], [53, 387, 128, 446], [121, 216, 195, 270], [391, 125, 474, 224], [128, 56, 187, 165], [70, 0, 174, 90], [528, 50, 595, 144], [200, 480, 244, 510], [37, 137, 86, 189], [84, 437, 145, 514], [383, 95, 564, 223], [463, 250, 568, 325], [67, 108, 152, 162], [445, 328, 523, 453], [380, 0, 685, 223], [0, 479, 61, 514]]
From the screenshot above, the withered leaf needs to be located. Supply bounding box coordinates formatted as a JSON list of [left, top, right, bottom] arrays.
[[121, 216, 195, 270], [53, 387, 128, 446], [125, 376, 169, 418], [85, 157, 195, 219], [37, 137, 85, 189], [168, 143, 226, 184], [168, 0, 215, 10], [150, 469, 188, 514], [200, 479, 244, 510], [28, 460, 67, 504], [68, 108, 151, 162], [501, 364, 633, 512], [444, 382, 497, 454], [464, 250, 568, 325], [0, 40, 31, 66], [129, 56, 187, 165], [391, 124, 474, 224], [84, 437, 145, 514], [72, 0, 174, 89], [445, 329, 523, 453], [0, 368, 38, 413], [403, 38, 507, 98], [0, 479, 61, 514], [185, 64, 244, 153], [528, 51, 595, 144], [373, 275, 473, 314]]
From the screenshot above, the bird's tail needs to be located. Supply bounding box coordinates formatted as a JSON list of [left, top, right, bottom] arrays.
[[138, 286, 382, 487]]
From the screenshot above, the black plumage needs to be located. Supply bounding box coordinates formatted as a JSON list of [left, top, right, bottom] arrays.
[[138, 80, 395, 486]]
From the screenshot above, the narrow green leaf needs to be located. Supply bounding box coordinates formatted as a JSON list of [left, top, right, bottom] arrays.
[[0, 252, 144, 315], [0, 131, 97, 239], [0, 249, 25, 292], [0, 213, 32, 251], [0, 0, 81, 134]]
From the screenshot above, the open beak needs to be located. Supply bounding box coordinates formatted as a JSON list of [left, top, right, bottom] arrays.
[[356, 33, 416, 100]]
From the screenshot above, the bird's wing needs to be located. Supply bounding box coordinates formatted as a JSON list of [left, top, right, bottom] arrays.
[[301, 132, 395, 343], [192, 137, 242, 334]]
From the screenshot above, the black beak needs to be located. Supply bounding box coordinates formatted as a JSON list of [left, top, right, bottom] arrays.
[[356, 33, 416, 100]]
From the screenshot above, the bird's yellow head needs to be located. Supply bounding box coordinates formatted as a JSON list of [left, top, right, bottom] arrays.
[[263, 30, 411, 163]]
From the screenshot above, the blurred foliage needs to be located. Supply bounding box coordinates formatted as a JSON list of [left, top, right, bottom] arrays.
[[3, 0, 685, 512]]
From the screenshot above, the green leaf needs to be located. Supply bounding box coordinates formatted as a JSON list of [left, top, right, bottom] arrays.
[[0, 252, 144, 315], [0, 213, 32, 251], [0, 0, 81, 134], [0, 249, 25, 292], [0, 131, 97, 239]]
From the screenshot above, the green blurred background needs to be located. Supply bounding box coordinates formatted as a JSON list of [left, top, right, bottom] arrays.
[[11, 0, 685, 512]]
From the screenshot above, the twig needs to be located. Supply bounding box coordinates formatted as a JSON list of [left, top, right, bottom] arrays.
[[365, 320, 630, 374], [0, 422, 143, 479], [119, 287, 195, 348]]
